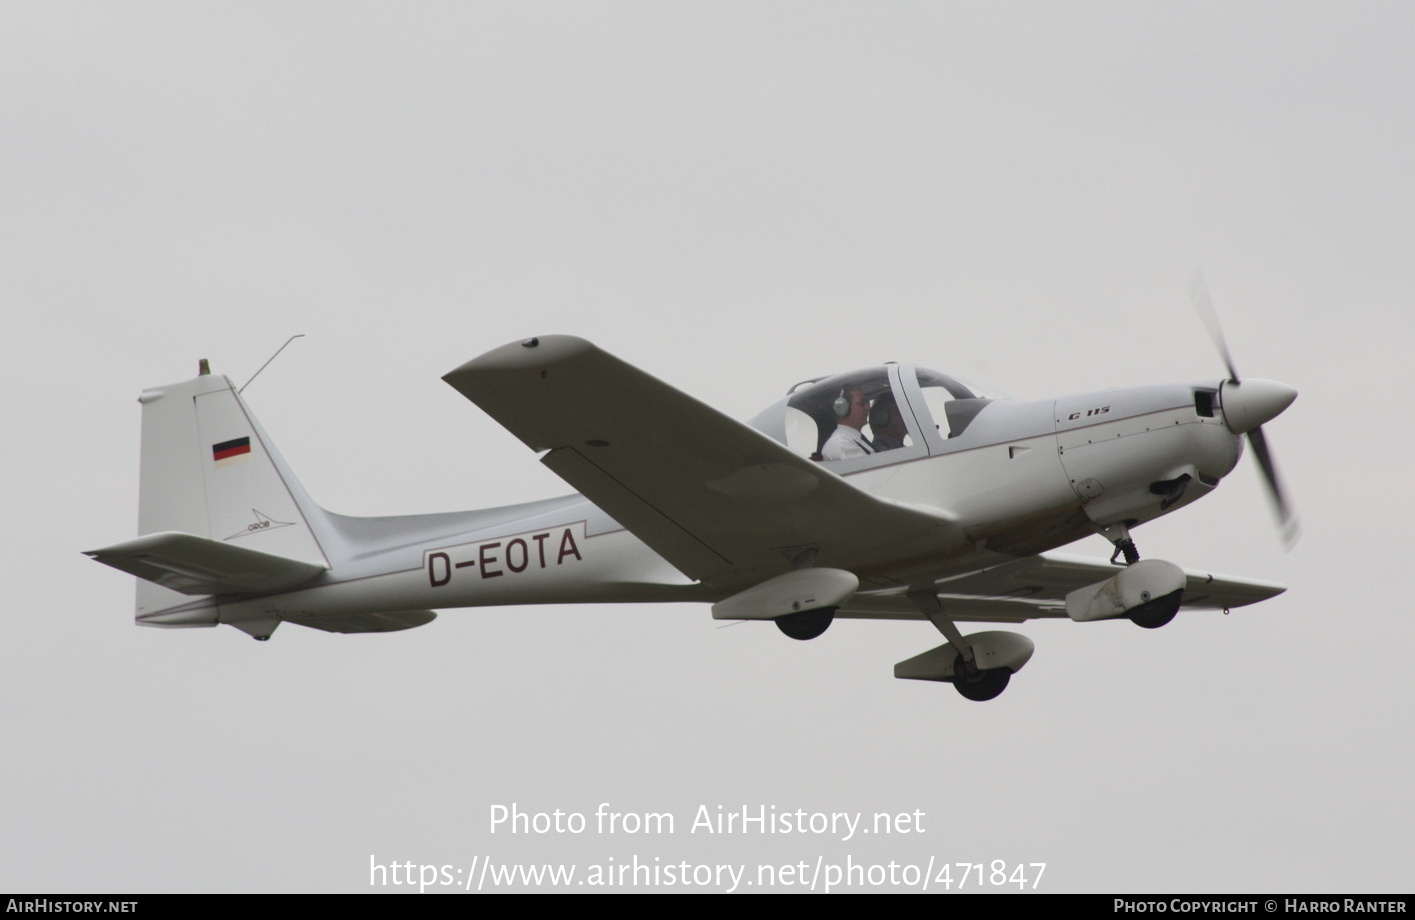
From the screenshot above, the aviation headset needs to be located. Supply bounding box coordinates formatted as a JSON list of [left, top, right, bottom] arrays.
[[834, 386, 865, 418]]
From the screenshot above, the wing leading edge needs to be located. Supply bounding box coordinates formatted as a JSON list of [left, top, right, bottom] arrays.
[[443, 336, 964, 586]]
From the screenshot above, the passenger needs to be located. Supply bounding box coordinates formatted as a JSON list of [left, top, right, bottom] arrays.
[[869, 395, 908, 451], [822, 386, 874, 460]]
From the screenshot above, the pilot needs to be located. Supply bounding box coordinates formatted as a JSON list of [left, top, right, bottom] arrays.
[[869, 395, 908, 451], [821, 386, 875, 460]]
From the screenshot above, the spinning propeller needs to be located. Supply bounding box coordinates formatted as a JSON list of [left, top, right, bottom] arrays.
[[1189, 271, 1300, 548]]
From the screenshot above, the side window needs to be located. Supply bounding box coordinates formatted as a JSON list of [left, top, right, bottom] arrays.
[[917, 384, 952, 438], [914, 370, 993, 440], [784, 405, 822, 458]]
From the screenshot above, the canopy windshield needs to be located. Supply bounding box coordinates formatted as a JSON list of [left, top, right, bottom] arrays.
[[753, 366, 997, 467], [783, 367, 911, 461]]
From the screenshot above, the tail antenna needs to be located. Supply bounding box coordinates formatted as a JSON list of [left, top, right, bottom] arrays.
[[239, 335, 306, 394]]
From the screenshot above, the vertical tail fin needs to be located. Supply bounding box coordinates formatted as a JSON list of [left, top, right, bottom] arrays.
[[110, 366, 332, 624]]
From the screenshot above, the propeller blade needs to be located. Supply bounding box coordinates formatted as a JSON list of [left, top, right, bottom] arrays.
[[1246, 426, 1300, 549], [1189, 270, 1297, 550], [1189, 269, 1241, 383]]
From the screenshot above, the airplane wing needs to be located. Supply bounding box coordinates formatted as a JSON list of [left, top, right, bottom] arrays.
[[838, 551, 1286, 622], [443, 336, 963, 586]]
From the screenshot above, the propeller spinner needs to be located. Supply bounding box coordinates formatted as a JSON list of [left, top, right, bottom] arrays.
[[1190, 271, 1300, 548]]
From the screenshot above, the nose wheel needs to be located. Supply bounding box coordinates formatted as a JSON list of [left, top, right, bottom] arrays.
[[1127, 589, 1183, 629], [1093, 526, 1186, 629]]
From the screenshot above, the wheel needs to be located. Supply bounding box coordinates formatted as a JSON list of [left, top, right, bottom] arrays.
[[775, 607, 835, 640], [951, 653, 1011, 701], [1129, 588, 1183, 629]]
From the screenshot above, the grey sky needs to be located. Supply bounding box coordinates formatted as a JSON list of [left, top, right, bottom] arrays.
[[3, 2, 1411, 892]]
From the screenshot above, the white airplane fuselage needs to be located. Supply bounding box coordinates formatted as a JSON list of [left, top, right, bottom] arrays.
[[139, 378, 1244, 634], [89, 336, 1294, 700]]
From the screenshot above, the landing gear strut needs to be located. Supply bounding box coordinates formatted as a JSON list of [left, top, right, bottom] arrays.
[[1099, 522, 1141, 566], [1111, 539, 1140, 566]]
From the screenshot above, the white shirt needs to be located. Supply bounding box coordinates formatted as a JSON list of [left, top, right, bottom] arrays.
[[822, 425, 873, 461]]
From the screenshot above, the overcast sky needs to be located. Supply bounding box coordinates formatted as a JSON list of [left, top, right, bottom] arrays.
[[3, 2, 1412, 893]]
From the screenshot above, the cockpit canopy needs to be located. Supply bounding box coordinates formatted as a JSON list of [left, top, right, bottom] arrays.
[[749, 365, 999, 471]]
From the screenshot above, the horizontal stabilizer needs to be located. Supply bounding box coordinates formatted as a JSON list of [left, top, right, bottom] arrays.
[[85, 531, 328, 596], [286, 610, 437, 634]]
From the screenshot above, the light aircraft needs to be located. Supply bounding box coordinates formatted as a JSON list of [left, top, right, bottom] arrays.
[[87, 312, 1296, 702]]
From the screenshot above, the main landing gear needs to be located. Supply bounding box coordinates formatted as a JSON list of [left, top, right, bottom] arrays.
[[775, 606, 836, 640], [711, 567, 855, 639], [951, 653, 1011, 702], [893, 591, 1033, 702]]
